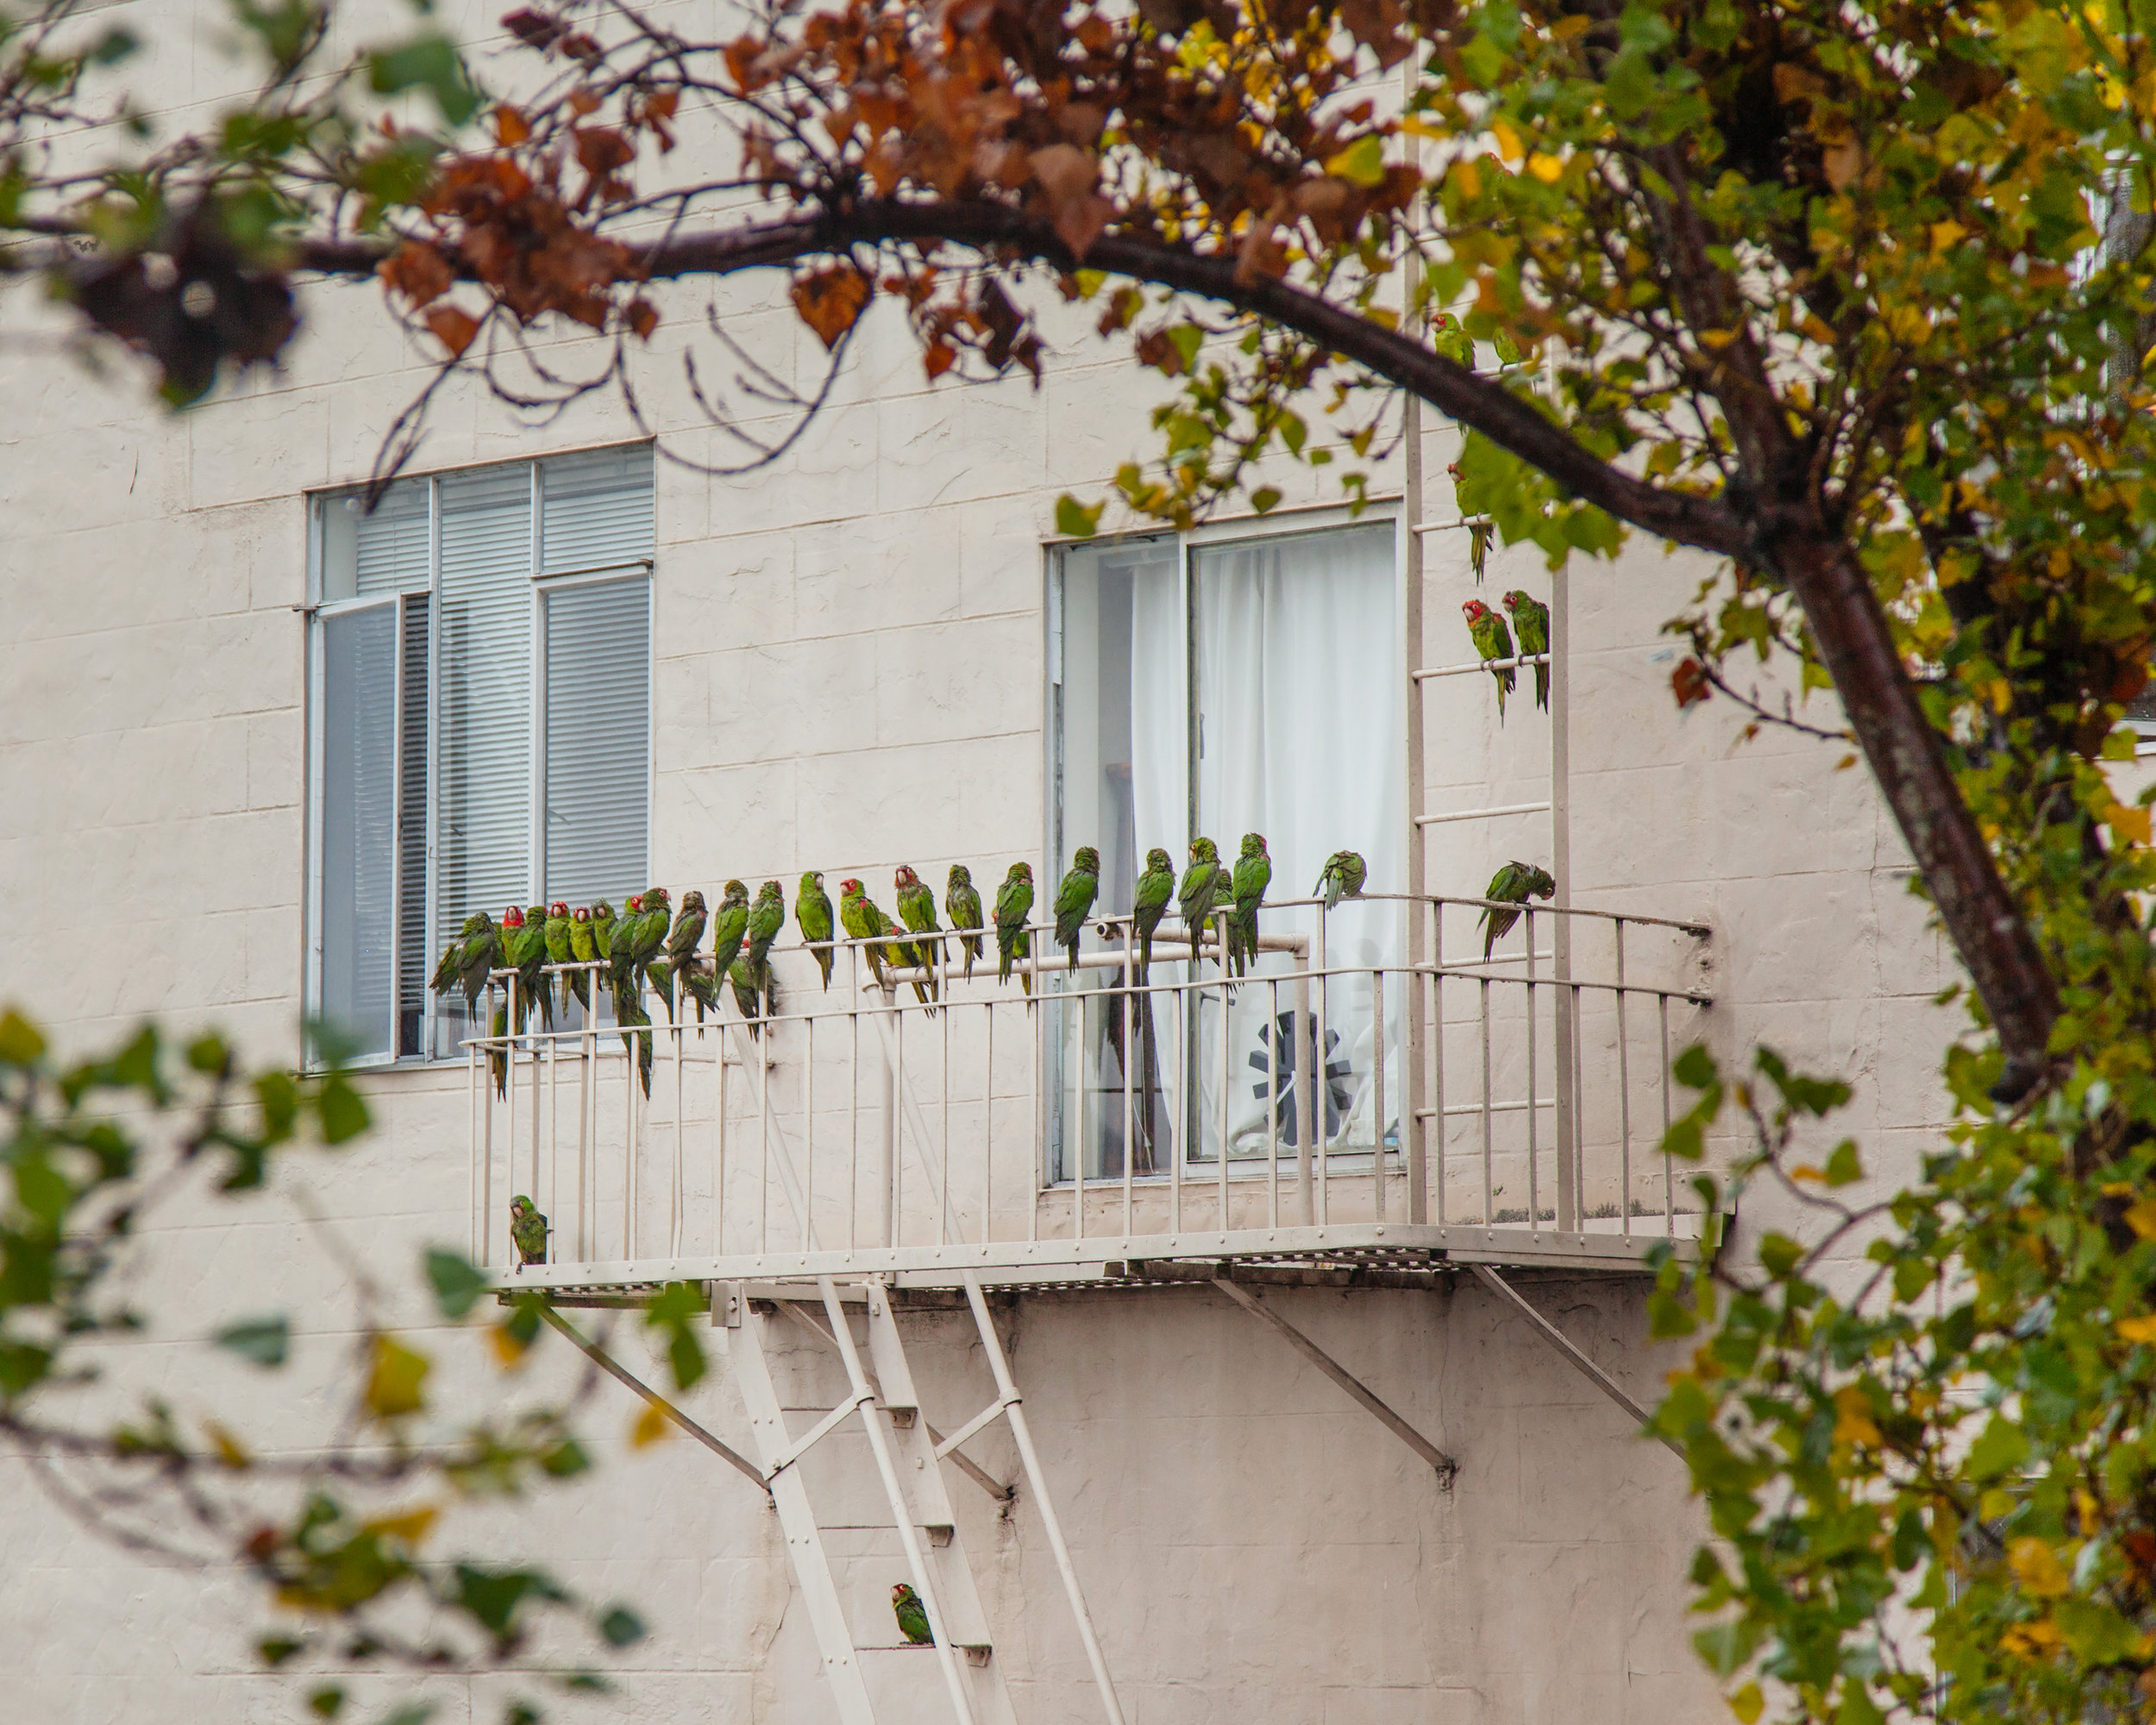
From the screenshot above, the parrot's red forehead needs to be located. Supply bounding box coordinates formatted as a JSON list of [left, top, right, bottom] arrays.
[[503, 906, 523, 925], [840, 878, 861, 893], [1461, 599, 1486, 618], [549, 900, 568, 914], [573, 906, 590, 920]]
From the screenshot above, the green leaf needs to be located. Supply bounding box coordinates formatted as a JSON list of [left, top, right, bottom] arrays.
[[425, 1249, 490, 1320], [215, 1315, 291, 1368], [368, 35, 481, 127], [1323, 135, 1387, 187], [0, 1011, 47, 1066], [309, 1686, 346, 1719], [317, 1075, 369, 1144], [1966, 1414, 2028, 1481], [1823, 1139, 1863, 1187], [1250, 487, 1282, 514], [597, 1605, 646, 1647], [1055, 495, 1105, 538]]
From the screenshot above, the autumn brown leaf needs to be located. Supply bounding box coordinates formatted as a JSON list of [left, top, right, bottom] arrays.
[[791, 265, 872, 349], [424, 304, 481, 356]]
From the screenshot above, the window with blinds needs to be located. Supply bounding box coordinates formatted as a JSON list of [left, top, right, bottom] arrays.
[[307, 447, 655, 1064]]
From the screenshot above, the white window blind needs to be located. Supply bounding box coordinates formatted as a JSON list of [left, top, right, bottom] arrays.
[[544, 576, 651, 906], [542, 446, 654, 574], [318, 601, 399, 1060], [355, 478, 431, 596]]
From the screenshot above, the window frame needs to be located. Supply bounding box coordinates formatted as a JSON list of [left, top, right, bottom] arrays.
[[303, 448, 657, 1069]]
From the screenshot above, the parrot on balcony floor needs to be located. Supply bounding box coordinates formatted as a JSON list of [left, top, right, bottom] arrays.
[[797, 871, 835, 988], [566, 906, 596, 1014], [894, 866, 943, 999], [892, 1583, 932, 1646], [1230, 833, 1270, 976], [745, 881, 787, 1015], [1132, 848, 1174, 986], [542, 902, 573, 1021], [995, 862, 1034, 994], [510, 1194, 548, 1271], [1054, 847, 1100, 974], [945, 863, 984, 979], [1502, 589, 1551, 712], [1479, 861, 1556, 957], [1178, 837, 1226, 966], [1462, 598, 1515, 722], [840, 878, 895, 991], [1314, 850, 1367, 909]]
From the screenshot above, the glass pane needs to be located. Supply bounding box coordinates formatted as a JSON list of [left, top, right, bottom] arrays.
[[320, 477, 429, 602], [396, 599, 429, 1057], [543, 575, 650, 908], [1191, 525, 1401, 1164], [319, 604, 398, 1061]]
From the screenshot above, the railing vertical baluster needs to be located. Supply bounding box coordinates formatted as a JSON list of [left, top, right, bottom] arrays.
[[1026, 983, 1040, 1245], [1265, 974, 1280, 1230], [758, 1008, 770, 1256], [1431, 899, 1445, 1226], [1371, 969, 1386, 1225], [1293, 963, 1313, 1226], [893, 1004, 906, 1248], [547, 1013, 559, 1261], [714, 1006, 727, 1258], [504, 981, 517, 1260], [982, 1001, 994, 1249], [1313, 910, 1328, 1226], [1217, 924, 1231, 1232], [847, 993, 859, 1255], [1169, 981, 1184, 1235], [939, 944, 951, 1247], [1570, 975, 1584, 1230], [1659, 992, 1674, 1237], [579, 982, 593, 1262], [805, 1016, 817, 1255], [1074, 979, 1086, 1246], [1525, 908, 1539, 1227], [470, 1038, 485, 1265], [671, 1018, 685, 1260], [1479, 976, 1493, 1225], [528, 983, 542, 1230], [1122, 921, 1136, 1242], [1614, 920, 1631, 1238], [624, 1001, 636, 1263]]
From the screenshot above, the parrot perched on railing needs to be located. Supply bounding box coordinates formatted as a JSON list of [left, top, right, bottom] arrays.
[[1502, 589, 1551, 712], [629, 887, 674, 1014], [797, 871, 836, 988], [500, 906, 547, 1035], [1462, 597, 1515, 722], [1054, 847, 1100, 974], [565, 906, 596, 1013], [509, 1194, 548, 1271], [704, 880, 750, 1004], [944, 863, 984, 979], [434, 911, 501, 1013], [839, 878, 895, 991], [605, 894, 641, 1000], [745, 881, 787, 1014], [1178, 837, 1227, 966], [894, 866, 942, 999], [1132, 848, 1174, 986], [590, 899, 617, 971], [994, 862, 1034, 994], [1230, 833, 1270, 976], [1314, 850, 1367, 909], [1479, 860, 1557, 957], [542, 902, 573, 1022]]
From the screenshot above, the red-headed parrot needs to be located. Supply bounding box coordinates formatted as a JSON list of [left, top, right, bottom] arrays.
[[1230, 833, 1269, 976], [892, 1582, 932, 1646], [1462, 598, 1515, 722], [995, 862, 1034, 994], [1053, 846, 1100, 973], [1132, 848, 1174, 986], [1502, 589, 1550, 712], [894, 865, 943, 999], [1314, 850, 1367, 909], [503, 906, 549, 1033], [542, 901, 573, 1021], [705, 881, 750, 1006], [839, 878, 895, 991], [510, 1194, 548, 1271], [797, 871, 835, 988], [1479, 860, 1556, 957], [1178, 837, 1226, 966], [945, 864, 984, 979]]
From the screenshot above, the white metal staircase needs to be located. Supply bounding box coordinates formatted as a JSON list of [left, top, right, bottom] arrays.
[[720, 1271, 1125, 1725]]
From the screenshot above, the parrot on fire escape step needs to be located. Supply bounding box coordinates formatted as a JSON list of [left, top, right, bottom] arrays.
[[565, 906, 596, 1013], [797, 871, 836, 988], [1314, 850, 1367, 909], [1132, 848, 1175, 987], [510, 1194, 549, 1271], [894, 866, 943, 999], [1462, 597, 1515, 722], [745, 881, 787, 1015], [1178, 837, 1227, 967], [1480, 860, 1556, 958], [1502, 589, 1551, 712], [1230, 833, 1270, 977], [1055, 847, 1100, 974], [892, 1583, 933, 1645], [995, 862, 1034, 994], [945, 864, 984, 979]]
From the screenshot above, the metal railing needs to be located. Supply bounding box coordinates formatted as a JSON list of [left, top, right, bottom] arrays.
[[464, 891, 1711, 1277]]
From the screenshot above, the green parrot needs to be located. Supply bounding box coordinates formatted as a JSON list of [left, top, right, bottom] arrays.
[[679, 954, 720, 1024], [894, 865, 943, 997], [994, 862, 1035, 994], [631, 886, 677, 1017], [1502, 588, 1551, 712], [705, 880, 751, 1004], [436, 911, 501, 1013], [429, 937, 461, 997], [1053, 846, 1100, 973], [1480, 860, 1557, 957], [1178, 837, 1227, 965], [590, 898, 617, 963], [892, 1582, 932, 1646], [745, 881, 787, 1013], [616, 988, 654, 1098], [509, 1194, 548, 1271], [667, 888, 708, 981], [1468, 517, 1494, 585], [490, 1002, 510, 1101], [1462, 597, 1515, 722], [839, 878, 895, 990], [797, 870, 836, 988], [729, 956, 774, 1036], [1230, 832, 1270, 977], [1131, 848, 1175, 986], [566, 906, 596, 1013], [1314, 850, 1368, 909], [605, 894, 642, 1002], [542, 900, 573, 1021], [945, 863, 984, 979], [502, 905, 550, 1033]]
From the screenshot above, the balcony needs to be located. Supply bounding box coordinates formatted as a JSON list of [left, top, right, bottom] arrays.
[[467, 889, 1712, 1293]]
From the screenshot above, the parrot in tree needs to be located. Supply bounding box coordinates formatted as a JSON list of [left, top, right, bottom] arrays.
[[729, 956, 774, 1035], [1131, 848, 1175, 986], [1054, 846, 1100, 973], [995, 862, 1034, 994], [1178, 837, 1227, 965], [705, 881, 751, 1005], [892, 1583, 932, 1646], [839, 878, 896, 991], [894, 865, 943, 999], [797, 871, 836, 988], [1480, 860, 1557, 957], [1502, 589, 1551, 712], [1462, 598, 1515, 722], [945, 864, 984, 979], [542, 901, 573, 1021], [1314, 850, 1368, 909], [745, 881, 787, 1014], [1230, 833, 1270, 976], [566, 906, 596, 1014], [510, 1194, 548, 1271]]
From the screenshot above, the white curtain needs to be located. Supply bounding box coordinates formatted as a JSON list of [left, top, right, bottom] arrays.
[[1191, 526, 1402, 1160]]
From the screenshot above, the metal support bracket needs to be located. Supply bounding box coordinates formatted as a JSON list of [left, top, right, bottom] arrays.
[[1470, 1266, 1680, 1458], [1210, 1274, 1457, 1485]]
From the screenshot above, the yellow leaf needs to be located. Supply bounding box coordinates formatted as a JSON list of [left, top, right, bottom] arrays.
[[2002, 1618, 2062, 1659], [1789, 1164, 1826, 1182], [1526, 151, 1564, 183], [366, 1335, 431, 1421], [1700, 329, 1740, 349], [1832, 1385, 1881, 1446], [365, 1505, 440, 1547], [1491, 119, 1524, 164], [204, 1420, 252, 1470], [490, 1320, 532, 1369], [1449, 157, 1482, 199], [2118, 1314, 2156, 1344], [2108, 801, 2152, 846], [2009, 1536, 2073, 1598], [1729, 1682, 1764, 1725], [2125, 1201, 2156, 1241], [1929, 219, 1969, 253], [632, 1402, 673, 1447]]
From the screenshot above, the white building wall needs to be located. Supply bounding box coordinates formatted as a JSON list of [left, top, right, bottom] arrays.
[[0, 15, 1957, 1716]]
